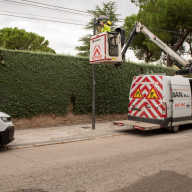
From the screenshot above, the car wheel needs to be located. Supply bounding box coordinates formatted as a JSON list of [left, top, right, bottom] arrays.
[[170, 125, 180, 133]]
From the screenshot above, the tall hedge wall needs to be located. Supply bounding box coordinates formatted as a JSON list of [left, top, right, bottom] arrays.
[[0, 48, 176, 118]]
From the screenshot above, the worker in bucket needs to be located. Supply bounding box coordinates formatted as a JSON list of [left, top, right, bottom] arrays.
[[97, 19, 111, 33]]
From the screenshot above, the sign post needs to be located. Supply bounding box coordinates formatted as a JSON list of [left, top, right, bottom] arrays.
[[92, 18, 96, 130]]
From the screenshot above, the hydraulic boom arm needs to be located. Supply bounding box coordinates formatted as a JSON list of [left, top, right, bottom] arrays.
[[121, 22, 192, 75]]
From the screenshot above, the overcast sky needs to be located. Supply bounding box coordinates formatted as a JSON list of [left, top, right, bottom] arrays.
[[0, 0, 139, 61]]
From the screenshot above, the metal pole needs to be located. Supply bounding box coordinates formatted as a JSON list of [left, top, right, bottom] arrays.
[[92, 18, 96, 130]]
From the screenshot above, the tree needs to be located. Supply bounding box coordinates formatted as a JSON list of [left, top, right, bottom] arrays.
[[131, 0, 192, 67], [0, 27, 56, 54], [185, 33, 192, 58], [123, 14, 162, 63], [75, 1, 120, 57], [75, 34, 91, 57]]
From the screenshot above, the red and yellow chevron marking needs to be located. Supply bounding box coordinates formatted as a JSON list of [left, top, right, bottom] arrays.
[[129, 75, 163, 119]]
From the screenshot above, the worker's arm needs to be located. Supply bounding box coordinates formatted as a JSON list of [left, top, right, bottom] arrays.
[[98, 25, 101, 32], [97, 20, 104, 32], [100, 20, 104, 27]]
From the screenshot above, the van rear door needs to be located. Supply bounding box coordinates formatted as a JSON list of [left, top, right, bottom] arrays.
[[128, 75, 163, 123], [170, 77, 191, 126]]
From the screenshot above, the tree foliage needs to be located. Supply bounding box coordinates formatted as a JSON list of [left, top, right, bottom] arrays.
[[0, 27, 56, 54], [131, 0, 192, 67], [86, 1, 120, 31], [75, 34, 91, 57], [76, 1, 120, 57]]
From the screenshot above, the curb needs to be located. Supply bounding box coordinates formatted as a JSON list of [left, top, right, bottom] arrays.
[[1, 133, 126, 151]]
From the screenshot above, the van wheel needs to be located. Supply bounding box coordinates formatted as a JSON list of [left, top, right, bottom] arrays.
[[170, 125, 180, 133]]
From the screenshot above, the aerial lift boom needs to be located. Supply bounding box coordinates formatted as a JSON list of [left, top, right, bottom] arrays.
[[90, 21, 192, 75], [121, 22, 192, 75]]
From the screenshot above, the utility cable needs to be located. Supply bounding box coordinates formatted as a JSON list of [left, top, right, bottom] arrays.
[[19, 0, 89, 14], [0, 10, 123, 27], [0, 13, 86, 26], [11, 0, 125, 21], [0, 10, 88, 23], [1, 0, 91, 16], [1, 0, 123, 21]]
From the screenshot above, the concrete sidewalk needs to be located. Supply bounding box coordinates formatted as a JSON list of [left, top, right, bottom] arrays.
[[5, 121, 129, 149]]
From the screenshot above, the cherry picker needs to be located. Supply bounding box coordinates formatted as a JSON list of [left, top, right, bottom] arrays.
[[90, 21, 192, 75]]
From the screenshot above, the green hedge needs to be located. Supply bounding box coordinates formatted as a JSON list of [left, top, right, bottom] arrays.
[[0, 48, 176, 118]]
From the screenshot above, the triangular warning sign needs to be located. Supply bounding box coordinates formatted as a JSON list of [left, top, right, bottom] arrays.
[[92, 45, 103, 61], [147, 88, 158, 99], [93, 45, 101, 56], [133, 88, 142, 98]]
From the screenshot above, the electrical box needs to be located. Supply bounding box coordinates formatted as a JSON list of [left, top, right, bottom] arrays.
[[89, 32, 122, 64]]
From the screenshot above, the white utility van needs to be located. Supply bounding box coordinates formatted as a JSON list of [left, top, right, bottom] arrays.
[[114, 74, 192, 133], [0, 112, 14, 145]]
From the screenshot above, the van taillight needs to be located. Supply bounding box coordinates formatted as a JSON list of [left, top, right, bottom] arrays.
[[162, 102, 167, 118]]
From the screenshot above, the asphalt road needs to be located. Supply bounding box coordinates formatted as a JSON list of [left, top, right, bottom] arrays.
[[1, 126, 192, 192]]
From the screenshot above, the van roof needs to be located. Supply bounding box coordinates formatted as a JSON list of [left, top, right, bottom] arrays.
[[138, 73, 166, 76]]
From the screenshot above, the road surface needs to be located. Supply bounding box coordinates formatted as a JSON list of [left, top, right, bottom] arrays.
[[1, 126, 192, 192]]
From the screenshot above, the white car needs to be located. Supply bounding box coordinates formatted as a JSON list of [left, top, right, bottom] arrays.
[[0, 112, 15, 145]]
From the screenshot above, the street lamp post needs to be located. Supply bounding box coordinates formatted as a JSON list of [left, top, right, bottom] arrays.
[[92, 18, 96, 130]]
